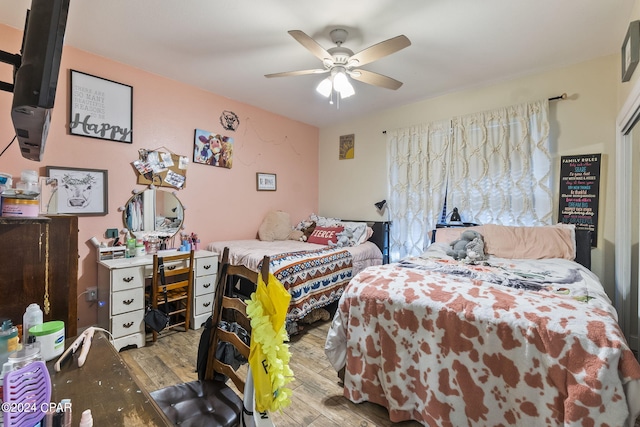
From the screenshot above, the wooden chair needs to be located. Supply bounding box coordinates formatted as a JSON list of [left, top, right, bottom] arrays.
[[148, 249, 195, 342], [150, 247, 273, 426]]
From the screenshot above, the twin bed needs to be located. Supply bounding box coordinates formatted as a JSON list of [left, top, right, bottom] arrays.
[[207, 218, 386, 331], [325, 224, 640, 426]]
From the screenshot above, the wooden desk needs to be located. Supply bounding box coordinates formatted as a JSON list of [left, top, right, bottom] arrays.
[[48, 332, 171, 426], [97, 250, 218, 351]]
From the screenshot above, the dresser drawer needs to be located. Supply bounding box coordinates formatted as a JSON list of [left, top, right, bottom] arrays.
[[111, 287, 144, 316], [111, 309, 145, 338], [196, 256, 217, 277], [194, 293, 215, 316], [112, 266, 145, 292], [194, 274, 216, 296]]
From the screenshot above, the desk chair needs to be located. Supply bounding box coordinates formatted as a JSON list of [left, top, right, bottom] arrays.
[[150, 247, 274, 426], [148, 249, 195, 342]]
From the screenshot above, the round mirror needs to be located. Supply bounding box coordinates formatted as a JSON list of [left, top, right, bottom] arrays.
[[122, 189, 184, 238]]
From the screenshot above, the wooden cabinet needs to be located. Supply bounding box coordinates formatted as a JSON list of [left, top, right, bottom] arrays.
[[0, 215, 78, 338], [97, 250, 217, 351]]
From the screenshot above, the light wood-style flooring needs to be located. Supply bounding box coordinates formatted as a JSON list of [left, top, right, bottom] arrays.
[[120, 320, 422, 427]]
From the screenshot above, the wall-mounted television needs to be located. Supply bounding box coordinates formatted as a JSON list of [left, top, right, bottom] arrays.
[[0, 0, 70, 161]]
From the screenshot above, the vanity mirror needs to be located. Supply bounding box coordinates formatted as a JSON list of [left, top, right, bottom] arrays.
[[122, 189, 184, 238]]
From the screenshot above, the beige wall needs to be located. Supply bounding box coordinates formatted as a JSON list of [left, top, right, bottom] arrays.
[[319, 55, 619, 298], [0, 23, 319, 330]]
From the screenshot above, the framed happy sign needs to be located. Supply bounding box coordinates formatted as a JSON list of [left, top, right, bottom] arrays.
[[69, 70, 133, 143]]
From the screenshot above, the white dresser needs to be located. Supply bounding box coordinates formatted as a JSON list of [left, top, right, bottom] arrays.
[[97, 249, 218, 351]]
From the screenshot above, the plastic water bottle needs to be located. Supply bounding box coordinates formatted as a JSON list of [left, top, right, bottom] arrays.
[[22, 303, 43, 344]]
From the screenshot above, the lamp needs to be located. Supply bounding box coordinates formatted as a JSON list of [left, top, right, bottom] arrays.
[[374, 199, 387, 212], [448, 207, 462, 224]]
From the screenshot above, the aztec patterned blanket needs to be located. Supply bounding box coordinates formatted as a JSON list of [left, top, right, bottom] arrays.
[[325, 244, 640, 427], [260, 247, 353, 321]]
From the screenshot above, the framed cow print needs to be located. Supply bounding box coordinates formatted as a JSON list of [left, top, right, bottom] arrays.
[[45, 166, 108, 216]]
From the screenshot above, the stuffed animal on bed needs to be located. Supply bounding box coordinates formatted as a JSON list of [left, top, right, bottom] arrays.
[[294, 220, 317, 242], [446, 230, 486, 261], [328, 228, 353, 248], [465, 236, 486, 262], [287, 229, 305, 241]]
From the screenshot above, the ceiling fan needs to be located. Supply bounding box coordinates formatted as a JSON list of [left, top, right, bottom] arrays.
[[265, 29, 411, 102]]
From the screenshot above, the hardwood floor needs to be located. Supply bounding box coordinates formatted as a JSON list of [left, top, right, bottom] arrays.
[[120, 320, 422, 427]]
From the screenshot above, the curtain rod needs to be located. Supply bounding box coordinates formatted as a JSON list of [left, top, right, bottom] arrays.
[[382, 93, 567, 134], [548, 93, 567, 101]]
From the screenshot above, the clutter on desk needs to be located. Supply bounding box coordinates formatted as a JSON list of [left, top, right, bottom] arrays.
[[0, 301, 96, 427], [179, 232, 200, 251], [29, 321, 65, 362], [23, 303, 43, 345], [54, 326, 95, 371], [2, 360, 51, 427], [0, 319, 19, 366], [98, 245, 127, 261], [0, 170, 41, 217]]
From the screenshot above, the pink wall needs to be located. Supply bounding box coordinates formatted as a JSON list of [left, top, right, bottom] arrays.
[[0, 24, 319, 331]]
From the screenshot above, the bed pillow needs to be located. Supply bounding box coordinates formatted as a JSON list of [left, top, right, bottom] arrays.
[[307, 226, 344, 245], [481, 224, 576, 260], [258, 210, 293, 241], [434, 226, 485, 244]]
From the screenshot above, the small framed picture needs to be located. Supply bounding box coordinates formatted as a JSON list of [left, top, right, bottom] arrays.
[[45, 166, 108, 216], [256, 173, 276, 191], [339, 134, 355, 159], [622, 20, 640, 82]]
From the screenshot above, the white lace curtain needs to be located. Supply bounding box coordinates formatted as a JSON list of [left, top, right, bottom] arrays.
[[387, 99, 552, 261]]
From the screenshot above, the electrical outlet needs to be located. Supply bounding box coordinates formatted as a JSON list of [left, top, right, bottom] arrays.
[[106, 228, 118, 238], [86, 286, 98, 302]]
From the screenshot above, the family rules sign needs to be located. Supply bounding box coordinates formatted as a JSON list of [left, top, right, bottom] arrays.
[[558, 154, 601, 247], [69, 70, 133, 143]]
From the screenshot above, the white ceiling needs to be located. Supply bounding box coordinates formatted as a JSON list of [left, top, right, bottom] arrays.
[[0, 0, 635, 128]]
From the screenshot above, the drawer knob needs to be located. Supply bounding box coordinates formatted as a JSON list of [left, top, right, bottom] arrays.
[[203, 283, 211, 288], [203, 265, 211, 270], [203, 302, 211, 308], [123, 298, 134, 305], [167, 265, 176, 271], [123, 277, 134, 283], [123, 322, 134, 328]]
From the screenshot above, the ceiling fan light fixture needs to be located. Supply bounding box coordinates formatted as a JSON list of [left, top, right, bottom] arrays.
[[316, 77, 333, 97], [333, 70, 355, 98], [339, 81, 355, 98]]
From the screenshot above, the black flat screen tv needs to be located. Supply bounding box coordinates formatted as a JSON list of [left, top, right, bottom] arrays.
[[9, 0, 70, 161]]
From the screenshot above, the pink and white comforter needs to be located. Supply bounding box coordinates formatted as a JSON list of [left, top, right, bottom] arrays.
[[325, 243, 640, 426]]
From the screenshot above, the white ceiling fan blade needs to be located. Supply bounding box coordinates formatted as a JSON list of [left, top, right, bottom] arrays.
[[349, 69, 403, 90], [288, 30, 332, 62], [265, 69, 328, 78], [349, 35, 411, 67]]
